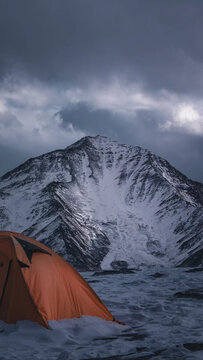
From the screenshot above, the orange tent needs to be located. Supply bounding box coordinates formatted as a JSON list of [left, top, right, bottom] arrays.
[[0, 231, 114, 328]]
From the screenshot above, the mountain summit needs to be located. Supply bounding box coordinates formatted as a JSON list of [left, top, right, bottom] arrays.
[[0, 136, 202, 269]]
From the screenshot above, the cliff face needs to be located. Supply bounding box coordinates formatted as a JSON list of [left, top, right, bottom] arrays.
[[0, 136, 202, 270]]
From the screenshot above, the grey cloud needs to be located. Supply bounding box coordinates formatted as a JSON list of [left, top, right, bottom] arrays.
[[0, 112, 22, 129], [0, 0, 203, 94], [59, 104, 121, 138], [0, 0, 202, 183]]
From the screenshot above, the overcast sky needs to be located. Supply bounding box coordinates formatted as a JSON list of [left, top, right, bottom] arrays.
[[0, 0, 202, 182]]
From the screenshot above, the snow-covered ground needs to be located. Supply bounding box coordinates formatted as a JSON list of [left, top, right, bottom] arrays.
[[0, 267, 202, 360]]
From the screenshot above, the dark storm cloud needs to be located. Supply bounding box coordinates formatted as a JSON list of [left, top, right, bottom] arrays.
[[0, 0, 202, 182], [0, 0, 203, 93], [60, 104, 120, 138]]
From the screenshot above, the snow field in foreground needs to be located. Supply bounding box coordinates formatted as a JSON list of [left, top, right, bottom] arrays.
[[0, 267, 202, 360]]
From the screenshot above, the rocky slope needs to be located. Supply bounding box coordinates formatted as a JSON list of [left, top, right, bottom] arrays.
[[0, 136, 202, 269]]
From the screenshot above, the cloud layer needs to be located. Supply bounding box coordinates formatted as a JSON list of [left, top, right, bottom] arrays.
[[0, 74, 202, 181], [0, 0, 202, 181], [0, 75, 202, 146]]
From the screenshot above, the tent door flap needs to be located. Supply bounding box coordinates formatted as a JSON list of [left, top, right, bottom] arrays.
[[0, 253, 12, 303]]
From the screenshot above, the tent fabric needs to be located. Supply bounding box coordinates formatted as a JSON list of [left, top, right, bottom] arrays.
[[0, 231, 114, 328]]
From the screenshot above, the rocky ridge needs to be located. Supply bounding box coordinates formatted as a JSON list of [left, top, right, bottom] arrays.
[[0, 135, 202, 270]]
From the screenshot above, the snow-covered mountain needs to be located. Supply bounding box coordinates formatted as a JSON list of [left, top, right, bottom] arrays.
[[0, 136, 202, 270]]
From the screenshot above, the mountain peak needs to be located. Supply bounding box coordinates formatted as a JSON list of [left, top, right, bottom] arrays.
[[0, 136, 202, 269], [66, 135, 122, 151]]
